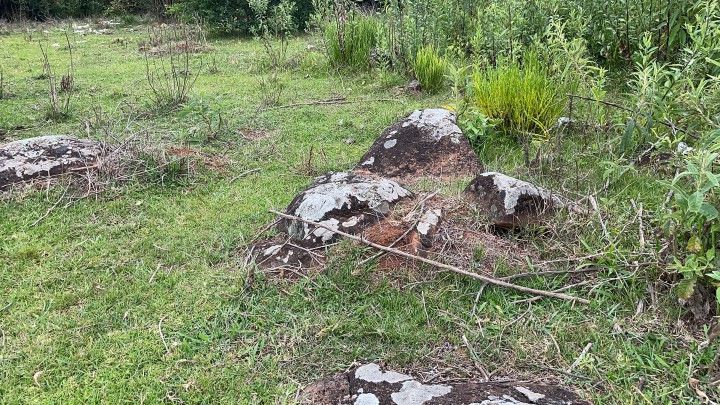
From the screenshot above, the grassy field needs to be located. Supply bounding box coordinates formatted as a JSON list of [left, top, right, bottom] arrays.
[[0, 21, 718, 404]]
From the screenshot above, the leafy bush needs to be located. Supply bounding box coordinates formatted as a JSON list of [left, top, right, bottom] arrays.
[[1, 0, 166, 19], [471, 53, 564, 140], [412, 46, 447, 93], [666, 143, 720, 304], [168, 0, 313, 35], [324, 14, 377, 70]]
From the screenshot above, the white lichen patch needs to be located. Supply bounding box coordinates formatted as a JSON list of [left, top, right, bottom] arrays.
[[481, 172, 564, 215], [354, 393, 380, 405], [416, 209, 441, 235], [514, 387, 545, 403], [406, 109, 462, 144], [342, 216, 361, 228], [477, 395, 533, 405], [384, 139, 397, 149], [354, 363, 413, 384], [263, 244, 283, 257], [390, 380, 452, 405], [289, 173, 411, 241], [1, 135, 103, 185], [311, 218, 340, 242], [293, 174, 410, 222], [362, 157, 375, 166], [281, 249, 294, 263]]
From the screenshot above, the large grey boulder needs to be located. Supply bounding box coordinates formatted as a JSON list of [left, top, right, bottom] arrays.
[[300, 362, 590, 404], [466, 172, 566, 228], [254, 172, 412, 269], [0, 135, 104, 189], [355, 109, 480, 180]]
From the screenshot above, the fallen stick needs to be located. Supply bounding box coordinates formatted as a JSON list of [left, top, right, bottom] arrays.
[[501, 266, 601, 282], [230, 168, 260, 183], [269, 210, 591, 304], [567, 342, 593, 373], [269, 97, 398, 109]]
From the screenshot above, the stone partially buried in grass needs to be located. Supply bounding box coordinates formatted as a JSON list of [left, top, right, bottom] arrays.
[[0, 135, 104, 190], [281, 172, 413, 244], [466, 172, 567, 229], [300, 362, 591, 404], [253, 171, 412, 270], [355, 108, 481, 181]]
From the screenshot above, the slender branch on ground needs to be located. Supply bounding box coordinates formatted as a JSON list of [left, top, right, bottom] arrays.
[[567, 93, 695, 138], [158, 315, 170, 355], [269, 210, 591, 304], [268, 97, 399, 109], [567, 342, 593, 373], [501, 266, 601, 282]]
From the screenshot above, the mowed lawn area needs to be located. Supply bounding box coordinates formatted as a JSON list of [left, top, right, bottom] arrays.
[[0, 22, 717, 403]]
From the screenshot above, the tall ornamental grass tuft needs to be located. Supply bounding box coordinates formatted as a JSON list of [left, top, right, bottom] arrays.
[[324, 15, 377, 70], [471, 53, 564, 140], [412, 46, 447, 93]]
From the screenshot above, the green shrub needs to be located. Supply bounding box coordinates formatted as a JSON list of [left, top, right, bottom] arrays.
[[412, 46, 447, 93], [168, 0, 313, 35], [324, 15, 377, 70], [1, 0, 165, 19], [471, 52, 564, 140]]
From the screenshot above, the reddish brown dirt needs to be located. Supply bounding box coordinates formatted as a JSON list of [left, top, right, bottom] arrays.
[[166, 146, 229, 171]]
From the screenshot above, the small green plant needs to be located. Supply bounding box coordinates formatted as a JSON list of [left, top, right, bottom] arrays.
[[471, 52, 564, 140], [324, 13, 377, 70], [249, 0, 296, 70], [666, 143, 720, 305], [412, 46, 447, 93], [446, 62, 472, 99], [249, 0, 295, 106], [0, 65, 6, 100], [143, 26, 200, 112], [39, 34, 75, 122]]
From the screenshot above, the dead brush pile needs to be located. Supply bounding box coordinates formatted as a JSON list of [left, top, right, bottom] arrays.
[[137, 24, 212, 56]]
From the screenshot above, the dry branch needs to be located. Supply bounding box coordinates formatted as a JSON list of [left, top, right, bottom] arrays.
[[269, 210, 591, 304], [268, 97, 398, 109]]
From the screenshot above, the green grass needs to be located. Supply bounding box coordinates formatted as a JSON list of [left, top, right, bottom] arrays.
[[413, 46, 447, 93], [472, 52, 565, 139], [324, 15, 377, 71], [0, 23, 718, 403]]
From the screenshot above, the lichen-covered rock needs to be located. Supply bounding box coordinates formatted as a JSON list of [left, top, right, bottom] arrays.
[[466, 172, 566, 228], [0, 135, 104, 189], [280, 172, 412, 245], [252, 242, 317, 270], [300, 363, 590, 404], [253, 172, 412, 269], [355, 109, 480, 180]]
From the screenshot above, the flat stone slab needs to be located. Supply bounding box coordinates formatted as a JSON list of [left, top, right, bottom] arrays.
[[0, 135, 104, 189], [355, 109, 480, 180], [300, 363, 591, 404], [466, 172, 566, 228]]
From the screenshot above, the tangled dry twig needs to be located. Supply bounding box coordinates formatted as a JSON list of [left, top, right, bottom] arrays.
[[270, 210, 591, 304]]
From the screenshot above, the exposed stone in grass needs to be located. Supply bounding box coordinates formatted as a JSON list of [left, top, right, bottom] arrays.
[[466, 172, 567, 229], [253, 172, 412, 270], [355, 108, 481, 181], [279, 172, 412, 244], [0, 135, 104, 190], [300, 362, 590, 404]]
